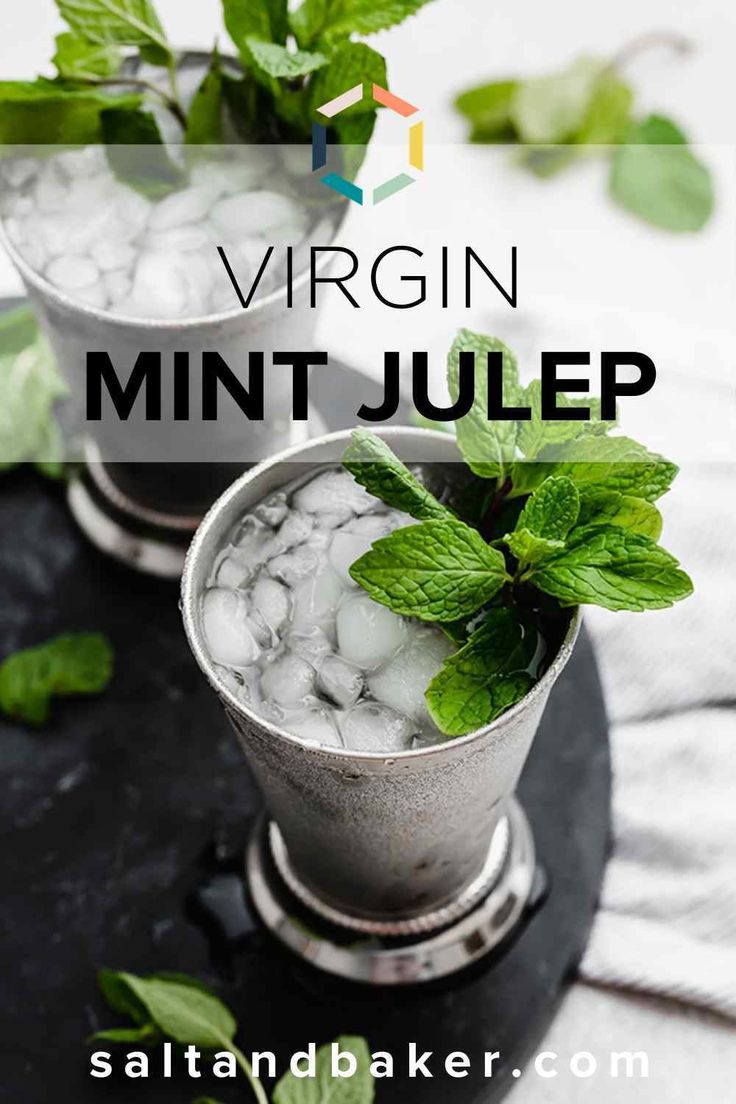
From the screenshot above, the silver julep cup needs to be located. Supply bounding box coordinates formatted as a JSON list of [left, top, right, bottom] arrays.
[[181, 427, 581, 936]]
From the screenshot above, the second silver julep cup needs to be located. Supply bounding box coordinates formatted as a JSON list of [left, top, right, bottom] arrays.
[[181, 427, 580, 928]]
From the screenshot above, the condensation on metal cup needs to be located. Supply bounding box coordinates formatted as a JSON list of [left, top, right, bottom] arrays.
[[181, 428, 581, 983]]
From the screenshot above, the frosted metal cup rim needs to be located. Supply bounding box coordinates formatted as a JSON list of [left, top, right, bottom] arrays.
[[181, 426, 581, 767], [0, 217, 330, 334]]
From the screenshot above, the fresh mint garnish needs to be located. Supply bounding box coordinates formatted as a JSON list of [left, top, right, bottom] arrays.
[[343, 428, 452, 521], [93, 969, 374, 1104], [0, 0, 434, 164], [0, 633, 113, 725], [349, 518, 510, 622], [425, 609, 535, 735], [455, 35, 713, 231], [526, 525, 693, 611], [342, 328, 693, 735]]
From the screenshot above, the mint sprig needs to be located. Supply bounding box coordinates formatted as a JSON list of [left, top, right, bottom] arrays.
[[455, 35, 714, 232], [93, 969, 375, 1104], [0, 0, 435, 161], [342, 328, 693, 736]]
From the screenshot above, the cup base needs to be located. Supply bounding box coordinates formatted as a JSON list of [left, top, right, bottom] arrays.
[[66, 409, 327, 578], [246, 797, 539, 985]]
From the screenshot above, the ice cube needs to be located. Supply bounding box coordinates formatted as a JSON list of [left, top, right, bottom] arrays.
[[286, 628, 332, 665], [129, 252, 189, 319], [261, 654, 315, 706], [103, 270, 132, 305], [293, 469, 376, 519], [147, 225, 210, 253], [46, 255, 100, 292], [90, 239, 136, 272], [34, 170, 68, 213], [215, 532, 270, 587], [328, 515, 392, 585], [254, 493, 288, 527], [74, 283, 108, 309], [211, 190, 304, 238], [149, 187, 210, 231], [291, 565, 344, 639], [55, 147, 107, 180], [273, 511, 313, 551], [336, 593, 407, 670], [340, 702, 415, 753], [117, 189, 152, 237], [202, 588, 260, 667], [3, 157, 38, 188], [317, 655, 363, 708], [368, 626, 454, 721], [251, 576, 290, 635], [268, 545, 322, 587], [287, 705, 342, 748]]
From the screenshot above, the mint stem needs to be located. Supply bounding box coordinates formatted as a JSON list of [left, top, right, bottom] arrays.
[[479, 476, 512, 543], [231, 1042, 269, 1104], [77, 75, 187, 128], [611, 31, 692, 71]]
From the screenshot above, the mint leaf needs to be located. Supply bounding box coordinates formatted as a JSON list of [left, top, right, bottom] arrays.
[[517, 378, 611, 459], [349, 518, 510, 621], [528, 525, 693, 611], [610, 114, 714, 231], [577, 489, 662, 539], [0, 313, 67, 473], [186, 53, 224, 144], [426, 609, 534, 736], [224, 0, 300, 88], [575, 68, 633, 144], [273, 1035, 375, 1104], [305, 0, 434, 46], [53, 31, 121, 79], [511, 56, 603, 144], [505, 529, 565, 565], [544, 435, 677, 502], [246, 38, 327, 79], [454, 79, 518, 142], [342, 429, 452, 522], [309, 41, 386, 119], [0, 633, 113, 726], [57, 0, 171, 62], [101, 107, 186, 194], [448, 329, 522, 480], [103, 972, 236, 1048], [516, 475, 580, 540], [0, 80, 142, 143]]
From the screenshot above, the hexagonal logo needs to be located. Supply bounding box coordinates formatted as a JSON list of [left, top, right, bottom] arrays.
[[311, 83, 424, 206]]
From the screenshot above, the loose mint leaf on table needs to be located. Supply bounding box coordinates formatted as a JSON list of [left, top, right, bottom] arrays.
[[0, 633, 113, 726], [90, 1024, 160, 1043], [0, 81, 142, 144], [575, 68, 633, 145], [0, 309, 67, 475], [56, 0, 172, 65], [53, 31, 121, 80], [343, 428, 452, 521], [576, 488, 662, 539], [105, 972, 236, 1047], [273, 1035, 375, 1104], [448, 329, 522, 480], [454, 79, 518, 142], [527, 525, 693, 611], [610, 114, 714, 231], [349, 518, 510, 621], [426, 609, 534, 736]]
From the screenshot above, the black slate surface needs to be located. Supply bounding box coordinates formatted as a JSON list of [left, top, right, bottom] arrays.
[[0, 467, 611, 1104]]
